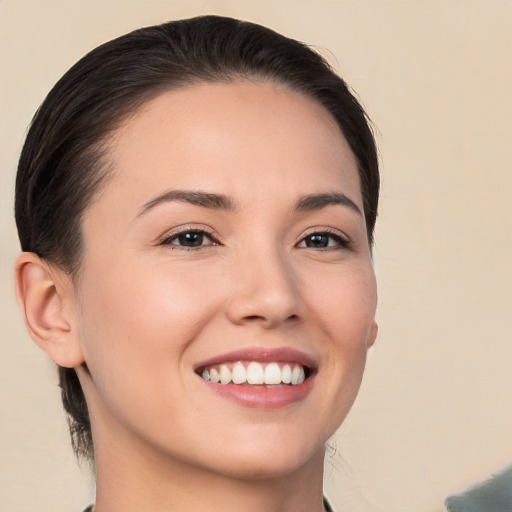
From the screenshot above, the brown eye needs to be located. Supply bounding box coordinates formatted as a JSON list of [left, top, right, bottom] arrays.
[[298, 231, 349, 249], [175, 232, 206, 247], [304, 234, 330, 248], [161, 229, 217, 248]]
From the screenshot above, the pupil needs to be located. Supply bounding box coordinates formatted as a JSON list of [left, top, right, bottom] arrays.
[[307, 234, 328, 248], [179, 232, 203, 246]]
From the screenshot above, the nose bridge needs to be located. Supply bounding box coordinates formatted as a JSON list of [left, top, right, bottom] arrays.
[[225, 244, 301, 327]]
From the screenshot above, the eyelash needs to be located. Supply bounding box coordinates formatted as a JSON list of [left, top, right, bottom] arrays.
[[159, 226, 351, 252], [159, 227, 219, 250], [296, 229, 352, 251]]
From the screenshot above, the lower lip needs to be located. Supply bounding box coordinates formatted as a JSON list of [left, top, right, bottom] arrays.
[[201, 375, 315, 409]]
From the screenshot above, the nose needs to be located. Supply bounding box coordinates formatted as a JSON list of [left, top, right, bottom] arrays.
[[225, 249, 302, 329]]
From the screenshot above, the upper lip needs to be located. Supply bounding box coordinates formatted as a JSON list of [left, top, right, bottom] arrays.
[[194, 347, 318, 372]]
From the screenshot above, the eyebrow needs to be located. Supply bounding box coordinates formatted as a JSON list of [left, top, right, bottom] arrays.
[[136, 189, 362, 218], [294, 192, 362, 216], [137, 189, 238, 217]]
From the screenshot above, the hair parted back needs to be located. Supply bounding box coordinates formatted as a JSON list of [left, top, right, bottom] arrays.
[[15, 15, 379, 463]]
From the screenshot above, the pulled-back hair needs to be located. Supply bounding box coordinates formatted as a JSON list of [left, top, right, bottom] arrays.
[[15, 15, 379, 463]]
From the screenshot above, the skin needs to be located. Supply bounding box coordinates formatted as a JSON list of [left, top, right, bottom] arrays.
[[15, 81, 377, 512]]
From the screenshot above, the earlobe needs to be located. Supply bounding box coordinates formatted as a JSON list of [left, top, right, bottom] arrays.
[[14, 252, 84, 368]]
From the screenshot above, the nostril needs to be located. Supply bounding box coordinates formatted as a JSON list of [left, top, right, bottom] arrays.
[[242, 313, 299, 324]]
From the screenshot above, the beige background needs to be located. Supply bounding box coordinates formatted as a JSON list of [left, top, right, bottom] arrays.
[[1, 1, 511, 511]]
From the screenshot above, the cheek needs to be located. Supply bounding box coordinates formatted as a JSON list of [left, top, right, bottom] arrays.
[[300, 262, 376, 403], [302, 261, 377, 341], [75, 259, 221, 399], [74, 261, 227, 448], [80, 256, 215, 340]]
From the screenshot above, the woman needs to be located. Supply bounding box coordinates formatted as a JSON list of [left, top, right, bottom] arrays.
[[14, 15, 379, 512]]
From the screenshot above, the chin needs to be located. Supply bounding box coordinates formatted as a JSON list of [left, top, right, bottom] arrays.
[[191, 429, 328, 481], [213, 451, 323, 481]]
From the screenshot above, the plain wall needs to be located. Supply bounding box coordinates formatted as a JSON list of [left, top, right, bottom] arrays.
[[1, 1, 511, 511]]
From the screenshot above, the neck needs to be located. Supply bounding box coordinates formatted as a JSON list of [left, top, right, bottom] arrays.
[[91, 417, 326, 512]]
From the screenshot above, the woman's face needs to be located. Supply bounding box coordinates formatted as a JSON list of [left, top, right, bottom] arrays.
[[74, 81, 377, 478]]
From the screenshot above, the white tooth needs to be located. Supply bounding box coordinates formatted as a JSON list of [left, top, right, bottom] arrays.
[[209, 368, 220, 383], [231, 362, 247, 384], [297, 366, 305, 384], [246, 362, 264, 384], [201, 369, 210, 381], [264, 363, 282, 385], [281, 364, 292, 384], [291, 365, 301, 385], [219, 364, 232, 385]]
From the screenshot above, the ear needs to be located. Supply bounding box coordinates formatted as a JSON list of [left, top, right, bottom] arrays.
[[14, 252, 84, 368], [367, 321, 378, 350]]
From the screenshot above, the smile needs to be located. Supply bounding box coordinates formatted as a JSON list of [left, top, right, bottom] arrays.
[[194, 348, 317, 408], [199, 361, 307, 386]]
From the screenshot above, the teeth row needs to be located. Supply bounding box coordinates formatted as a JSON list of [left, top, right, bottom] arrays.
[[201, 362, 306, 386]]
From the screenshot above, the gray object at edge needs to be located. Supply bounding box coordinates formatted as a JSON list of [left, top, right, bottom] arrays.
[[445, 466, 512, 512]]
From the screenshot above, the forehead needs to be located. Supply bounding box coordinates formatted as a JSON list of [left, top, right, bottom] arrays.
[[99, 81, 361, 214]]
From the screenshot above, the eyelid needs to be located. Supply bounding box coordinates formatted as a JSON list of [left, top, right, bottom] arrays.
[[158, 224, 220, 247], [296, 227, 352, 248]]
